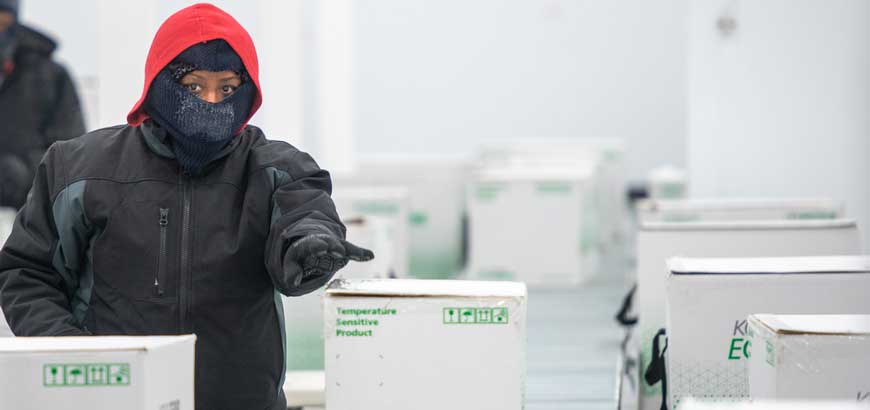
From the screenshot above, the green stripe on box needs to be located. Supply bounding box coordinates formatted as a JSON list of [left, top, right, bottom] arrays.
[[536, 182, 572, 194]]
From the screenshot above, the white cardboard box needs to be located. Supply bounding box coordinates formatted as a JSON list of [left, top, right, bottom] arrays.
[[477, 138, 627, 248], [748, 314, 870, 402], [637, 198, 844, 225], [324, 278, 527, 410], [333, 155, 470, 279], [679, 399, 867, 410], [467, 164, 600, 286], [0, 335, 195, 410], [636, 219, 861, 410], [333, 186, 410, 278], [665, 256, 870, 409]]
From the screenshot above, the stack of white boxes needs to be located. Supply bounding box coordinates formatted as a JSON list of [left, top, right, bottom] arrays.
[[664, 256, 870, 409], [0, 335, 195, 409], [324, 278, 527, 410], [636, 214, 858, 410], [747, 314, 870, 402], [333, 155, 471, 279]]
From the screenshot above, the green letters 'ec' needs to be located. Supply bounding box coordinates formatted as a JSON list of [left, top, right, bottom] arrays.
[[728, 338, 750, 360]]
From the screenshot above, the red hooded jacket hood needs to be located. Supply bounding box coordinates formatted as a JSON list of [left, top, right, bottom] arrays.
[[126, 3, 262, 128]]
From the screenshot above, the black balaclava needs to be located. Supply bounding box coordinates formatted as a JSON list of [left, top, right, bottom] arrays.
[[144, 39, 256, 175], [0, 0, 18, 88]]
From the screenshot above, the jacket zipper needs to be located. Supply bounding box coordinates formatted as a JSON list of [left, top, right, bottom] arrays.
[[179, 174, 193, 333], [154, 208, 169, 296]]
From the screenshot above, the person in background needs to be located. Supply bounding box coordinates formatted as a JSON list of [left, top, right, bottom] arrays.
[[0, 3, 373, 409], [0, 0, 85, 209]]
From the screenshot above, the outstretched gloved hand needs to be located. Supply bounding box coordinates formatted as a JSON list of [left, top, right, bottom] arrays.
[[283, 233, 374, 287]]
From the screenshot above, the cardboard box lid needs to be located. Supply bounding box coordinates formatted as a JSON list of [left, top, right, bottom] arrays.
[[473, 163, 597, 182], [750, 314, 870, 336], [331, 186, 410, 201], [680, 399, 866, 410], [477, 137, 627, 153], [325, 278, 527, 298], [0, 335, 196, 354], [668, 256, 870, 276], [357, 152, 472, 165], [637, 198, 842, 213], [641, 218, 856, 232]]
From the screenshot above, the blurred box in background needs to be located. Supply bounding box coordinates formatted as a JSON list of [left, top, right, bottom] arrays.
[[0, 335, 195, 410], [637, 198, 844, 224], [0, 207, 16, 338], [0, 207, 15, 247], [466, 138, 629, 287], [333, 155, 471, 279], [466, 163, 600, 286], [647, 165, 688, 200], [665, 256, 870, 408], [324, 278, 526, 410], [636, 218, 861, 410], [333, 186, 410, 278], [748, 314, 870, 402], [476, 138, 627, 250]]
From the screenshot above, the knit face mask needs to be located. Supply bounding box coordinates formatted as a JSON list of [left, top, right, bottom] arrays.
[[144, 40, 255, 175]]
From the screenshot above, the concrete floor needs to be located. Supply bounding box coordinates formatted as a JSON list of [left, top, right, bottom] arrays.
[[525, 270, 627, 410]]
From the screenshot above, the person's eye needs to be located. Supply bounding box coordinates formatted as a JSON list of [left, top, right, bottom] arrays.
[[221, 85, 238, 95], [184, 83, 202, 93]]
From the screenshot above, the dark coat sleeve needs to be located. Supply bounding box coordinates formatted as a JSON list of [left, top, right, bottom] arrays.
[[42, 64, 86, 145], [263, 149, 347, 297], [0, 144, 89, 336]]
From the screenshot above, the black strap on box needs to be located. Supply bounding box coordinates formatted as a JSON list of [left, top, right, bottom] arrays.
[[644, 328, 669, 410], [614, 283, 638, 326]]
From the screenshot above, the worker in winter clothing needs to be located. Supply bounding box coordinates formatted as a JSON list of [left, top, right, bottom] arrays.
[[0, 4, 373, 410], [0, 0, 86, 209]]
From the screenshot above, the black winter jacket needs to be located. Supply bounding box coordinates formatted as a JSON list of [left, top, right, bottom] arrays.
[[0, 121, 346, 410], [0, 24, 85, 208]]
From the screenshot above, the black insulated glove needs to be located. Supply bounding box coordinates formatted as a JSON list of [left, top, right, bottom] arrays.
[[283, 233, 375, 287]]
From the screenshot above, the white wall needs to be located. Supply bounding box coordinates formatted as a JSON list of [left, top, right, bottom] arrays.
[[350, 0, 688, 180], [19, 0, 99, 77], [688, 0, 870, 251]]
